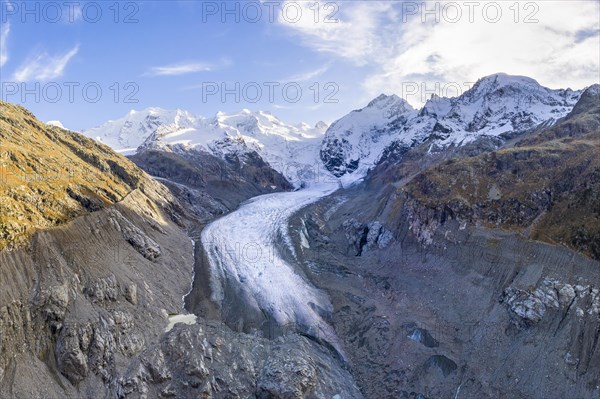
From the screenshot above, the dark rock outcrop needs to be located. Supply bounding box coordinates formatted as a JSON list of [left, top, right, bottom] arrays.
[[343, 219, 393, 256]]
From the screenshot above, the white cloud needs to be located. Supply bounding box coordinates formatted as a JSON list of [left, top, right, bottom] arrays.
[[0, 22, 9, 67], [148, 63, 212, 76], [279, 1, 600, 106], [283, 64, 329, 82], [13, 45, 79, 82], [277, 1, 396, 65], [147, 60, 230, 76]]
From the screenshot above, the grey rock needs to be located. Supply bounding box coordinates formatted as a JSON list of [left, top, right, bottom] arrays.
[[124, 283, 138, 305], [407, 327, 439, 348], [366, 221, 393, 250], [109, 209, 162, 260], [36, 284, 70, 334], [92, 322, 119, 382], [502, 287, 546, 325], [122, 224, 162, 261], [113, 311, 145, 356], [84, 274, 119, 303], [144, 348, 171, 383], [343, 219, 368, 256], [366, 221, 383, 250], [56, 326, 89, 384], [257, 346, 317, 399], [376, 228, 394, 249], [557, 284, 576, 307], [343, 219, 394, 256], [424, 355, 457, 377]]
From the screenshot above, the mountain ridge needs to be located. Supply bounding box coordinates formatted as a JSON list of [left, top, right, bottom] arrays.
[[321, 73, 585, 179], [82, 73, 593, 187], [84, 108, 329, 187]]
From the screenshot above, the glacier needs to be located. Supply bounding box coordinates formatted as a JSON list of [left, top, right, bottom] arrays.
[[200, 181, 346, 354]]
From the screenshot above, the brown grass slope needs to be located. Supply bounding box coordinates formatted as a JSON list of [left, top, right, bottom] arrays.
[[0, 101, 148, 250]]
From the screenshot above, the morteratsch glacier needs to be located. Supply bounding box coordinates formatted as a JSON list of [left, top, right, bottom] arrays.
[[81, 72, 590, 364]]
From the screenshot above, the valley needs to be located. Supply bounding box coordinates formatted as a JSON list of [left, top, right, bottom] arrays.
[[0, 74, 599, 398]]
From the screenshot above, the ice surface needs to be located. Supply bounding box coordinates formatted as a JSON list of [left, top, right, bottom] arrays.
[[201, 182, 344, 353]]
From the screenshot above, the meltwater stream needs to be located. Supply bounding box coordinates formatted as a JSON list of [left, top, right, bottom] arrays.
[[201, 182, 344, 353]]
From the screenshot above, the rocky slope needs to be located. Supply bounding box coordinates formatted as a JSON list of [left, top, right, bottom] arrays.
[[401, 84, 600, 260], [130, 147, 292, 214], [291, 193, 600, 398], [0, 101, 150, 251], [0, 101, 198, 396], [287, 81, 600, 399]]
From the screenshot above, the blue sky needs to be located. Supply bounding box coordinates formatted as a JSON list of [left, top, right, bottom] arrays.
[[0, 0, 599, 130]]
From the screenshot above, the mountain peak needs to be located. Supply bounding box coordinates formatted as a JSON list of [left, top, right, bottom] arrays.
[[367, 93, 406, 108], [466, 73, 545, 100], [584, 83, 600, 95], [84, 107, 326, 187], [315, 121, 328, 131], [322, 74, 584, 179], [478, 72, 541, 86], [46, 120, 65, 128]]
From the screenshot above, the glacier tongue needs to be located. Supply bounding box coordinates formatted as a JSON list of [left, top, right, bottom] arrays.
[[201, 182, 345, 354]]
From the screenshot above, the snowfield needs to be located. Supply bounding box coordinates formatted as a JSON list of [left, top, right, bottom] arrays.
[[201, 181, 345, 352]]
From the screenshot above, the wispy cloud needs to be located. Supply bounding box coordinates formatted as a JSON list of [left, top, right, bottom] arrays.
[[273, 103, 293, 110], [0, 22, 9, 67], [277, 1, 395, 65], [13, 45, 79, 82], [283, 64, 329, 82], [146, 59, 230, 76]]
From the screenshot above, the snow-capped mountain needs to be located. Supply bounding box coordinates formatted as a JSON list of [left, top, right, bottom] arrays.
[[83, 108, 199, 155], [320, 94, 418, 178], [85, 73, 587, 186], [84, 108, 329, 187], [416, 73, 581, 141], [46, 120, 65, 128], [321, 73, 583, 178]]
